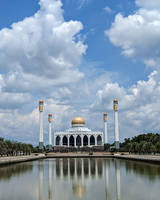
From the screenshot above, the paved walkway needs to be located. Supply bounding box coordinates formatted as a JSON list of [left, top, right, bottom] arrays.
[[114, 154, 160, 164], [0, 154, 45, 166], [1, 153, 160, 166], [47, 153, 160, 164]]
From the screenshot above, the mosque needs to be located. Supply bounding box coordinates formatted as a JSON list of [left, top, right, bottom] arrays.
[[54, 116, 103, 147], [38, 99, 120, 149]]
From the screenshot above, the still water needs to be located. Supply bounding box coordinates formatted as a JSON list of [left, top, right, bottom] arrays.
[[0, 158, 160, 200]]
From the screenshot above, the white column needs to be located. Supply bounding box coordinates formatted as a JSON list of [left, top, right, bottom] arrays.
[[67, 135, 69, 147], [48, 113, 52, 150], [52, 120, 54, 147], [39, 111, 43, 143], [49, 122, 52, 145], [54, 136, 56, 146], [74, 135, 76, 147], [104, 113, 108, 144], [81, 135, 84, 147], [88, 135, 90, 146], [39, 100, 44, 149], [60, 136, 63, 146], [95, 135, 97, 146], [114, 99, 119, 149]]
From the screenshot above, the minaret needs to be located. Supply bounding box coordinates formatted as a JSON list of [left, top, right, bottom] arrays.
[[113, 99, 119, 150], [48, 114, 52, 150], [39, 100, 44, 149], [104, 112, 108, 144]]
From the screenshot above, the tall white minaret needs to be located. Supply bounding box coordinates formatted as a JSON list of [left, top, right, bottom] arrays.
[[113, 99, 119, 150], [39, 100, 44, 149], [104, 112, 108, 144], [48, 114, 52, 150]]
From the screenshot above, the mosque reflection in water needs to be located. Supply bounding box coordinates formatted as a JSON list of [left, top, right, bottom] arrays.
[[38, 158, 121, 200]]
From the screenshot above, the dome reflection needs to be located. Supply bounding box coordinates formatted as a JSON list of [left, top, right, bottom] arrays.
[[38, 158, 121, 200]]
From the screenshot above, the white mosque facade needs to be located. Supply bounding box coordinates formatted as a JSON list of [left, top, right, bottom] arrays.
[[54, 117, 103, 147]]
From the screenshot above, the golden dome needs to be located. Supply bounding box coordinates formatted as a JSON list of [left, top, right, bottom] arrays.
[[104, 112, 107, 116], [48, 113, 52, 117], [72, 116, 85, 125], [113, 99, 118, 103], [39, 100, 44, 104]]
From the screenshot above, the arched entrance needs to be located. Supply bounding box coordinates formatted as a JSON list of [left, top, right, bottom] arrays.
[[69, 135, 74, 146], [97, 135, 102, 145], [83, 135, 88, 146], [90, 135, 95, 146], [63, 136, 68, 146], [56, 136, 61, 146], [76, 135, 81, 146]]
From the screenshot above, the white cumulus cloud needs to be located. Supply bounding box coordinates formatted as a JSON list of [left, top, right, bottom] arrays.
[[136, 0, 160, 9], [0, 0, 87, 144], [106, 0, 160, 68], [0, 0, 87, 95]]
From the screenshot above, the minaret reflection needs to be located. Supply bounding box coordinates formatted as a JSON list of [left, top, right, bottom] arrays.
[[105, 161, 109, 200], [48, 160, 53, 200], [115, 160, 121, 200], [55, 158, 103, 198], [39, 160, 44, 200]]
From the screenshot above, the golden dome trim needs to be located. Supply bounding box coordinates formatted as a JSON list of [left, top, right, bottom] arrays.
[[72, 116, 85, 125]]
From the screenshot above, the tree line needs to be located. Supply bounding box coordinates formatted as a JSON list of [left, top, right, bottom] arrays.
[[120, 133, 160, 153], [0, 137, 34, 156]]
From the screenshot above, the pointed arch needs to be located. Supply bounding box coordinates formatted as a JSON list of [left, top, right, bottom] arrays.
[[90, 135, 95, 146], [97, 135, 102, 145], [76, 135, 81, 146], [83, 135, 88, 146], [69, 135, 74, 146], [56, 136, 60, 146], [63, 136, 68, 146]]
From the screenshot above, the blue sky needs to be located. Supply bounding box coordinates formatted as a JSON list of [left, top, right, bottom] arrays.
[[0, 0, 160, 145]]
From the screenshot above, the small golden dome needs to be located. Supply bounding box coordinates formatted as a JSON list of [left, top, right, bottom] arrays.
[[72, 116, 85, 125], [39, 100, 44, 104], [104, 112, 107, 116], [113, 99, 118, 103]]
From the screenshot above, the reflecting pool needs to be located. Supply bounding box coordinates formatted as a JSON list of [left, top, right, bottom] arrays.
[[0, 158, 160, 200]]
